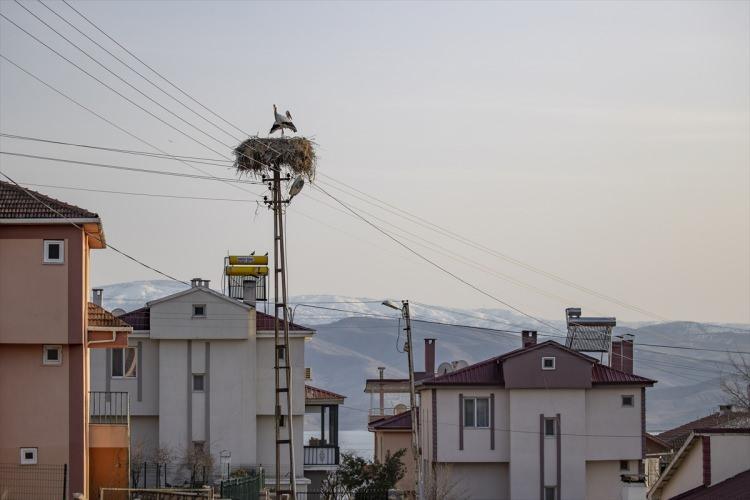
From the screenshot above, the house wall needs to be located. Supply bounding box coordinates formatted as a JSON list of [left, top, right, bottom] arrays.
[[256, 414, 305, 477], [659, 440, 703, 500], [0, 225, 90, 499], [446, 462, 509, 500], [149, 291, 252, 340], [586, 460, 626, 500], [131, 416, 159, 459], [503, 346, 592, 389], [708, 434, 750, 485], [509, 388, 587, 500], [586, 386, 643, 460], [256, 335, 307, 415], [375, 431, 413, 491]]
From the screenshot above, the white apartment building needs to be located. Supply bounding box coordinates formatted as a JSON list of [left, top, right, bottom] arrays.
[[89, 278, 314, 491], [417, 331, 656, 500]]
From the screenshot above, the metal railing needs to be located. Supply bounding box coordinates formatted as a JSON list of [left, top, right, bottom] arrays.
[[89, 391, 129, 424], [0, 463, 67, 500], [303, 446, 339, 466], [219, 470, 264, 500]]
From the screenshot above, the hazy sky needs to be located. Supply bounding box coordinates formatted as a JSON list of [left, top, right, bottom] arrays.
[[1, 1, 748, 323]]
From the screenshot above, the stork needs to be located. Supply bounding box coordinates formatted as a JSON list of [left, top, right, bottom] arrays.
[[270, 104, 297, 136]]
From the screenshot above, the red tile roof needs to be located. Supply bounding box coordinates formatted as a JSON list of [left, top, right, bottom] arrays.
[[658, 410, 750, 450], [369, 409, 413, 430], [0, 180, 98, 219], [669, 469, 750, 500], [419, 340, 655, 388], [119, 307, 314, 332], [87, 302, 132, 329], [305, 385, 345, 403]]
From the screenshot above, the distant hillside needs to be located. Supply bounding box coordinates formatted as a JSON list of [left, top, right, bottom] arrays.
[[98, 280, 750, 433]]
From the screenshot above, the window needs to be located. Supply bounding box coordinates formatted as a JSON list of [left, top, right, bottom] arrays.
[[111, 347, 137, 378], [192, 304, 206, 317], [43, 240, 64, 264], [620, 460, 629, 471], [43, 345, 62, 365], [463, 397, 490, 428], [19, 448, 37, 465], [193, 374, 205, 392], [622, 395, 634, 407], [544, 417, 556, 436], [542, 356, 556, 370], [544, 486, 556, 500]]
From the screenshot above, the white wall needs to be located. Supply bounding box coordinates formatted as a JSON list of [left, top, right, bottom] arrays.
[[586, 386, 642, 460], [586, 460, 625, 500], [256, 336, 307, 415], [447, 462, 509, 500], [257, 415, 305, 477], [150, 289, 251, 340], [710, 434, 750, 485], [131, 416, 159, 459], [659, 440, 703, 500], [158, 340, 189, 458]]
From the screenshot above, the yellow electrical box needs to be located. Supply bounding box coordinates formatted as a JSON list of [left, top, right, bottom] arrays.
[[229, 255, 269, 265], [224, 265, 269, 277]]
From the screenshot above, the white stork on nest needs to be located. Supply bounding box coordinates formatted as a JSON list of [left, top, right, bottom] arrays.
[[270, 104, 297, 136]]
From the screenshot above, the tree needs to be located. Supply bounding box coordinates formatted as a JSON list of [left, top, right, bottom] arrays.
[[323, 449, 406, 499], [721, 354, 750, 409]]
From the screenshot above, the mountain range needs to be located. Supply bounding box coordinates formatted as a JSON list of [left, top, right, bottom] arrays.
[[97, 280, 750, 433]]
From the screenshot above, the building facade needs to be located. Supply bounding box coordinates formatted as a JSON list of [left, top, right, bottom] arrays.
[[417, 334, 655, 500], [0, 181, 130, 499]]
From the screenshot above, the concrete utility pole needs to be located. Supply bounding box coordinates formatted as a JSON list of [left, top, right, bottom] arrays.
[[267, 168, 296, 498], [383, 300, 423, 500]]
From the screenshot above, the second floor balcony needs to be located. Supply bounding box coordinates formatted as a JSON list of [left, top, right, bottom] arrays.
[[89, 391, 129, 425]]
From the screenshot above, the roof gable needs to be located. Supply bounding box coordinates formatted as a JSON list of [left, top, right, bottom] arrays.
[[658, 410, 750, 450], [88, 302, 132, 330], [0, 180, 99, 220], [147, 286, 252, 310], [369, 409, 413, 431]]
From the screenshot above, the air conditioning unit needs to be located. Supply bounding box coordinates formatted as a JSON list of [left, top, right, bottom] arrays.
[[305, 367, 312, 380]]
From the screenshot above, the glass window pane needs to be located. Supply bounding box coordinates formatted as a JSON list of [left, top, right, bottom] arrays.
[[112, 349, 123, 377], [476, 398, 489, 427], [545, 487, 556, 500], [46, 348, 59, 361], [124, 348, 137, 378], [193, 374, 205, 391], [463, 398, 475, 427], [47, 244, 60, 260], [545, 418, 555, 436]]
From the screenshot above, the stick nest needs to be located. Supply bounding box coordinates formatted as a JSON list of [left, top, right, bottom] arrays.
[[233, 137, 316, 179]]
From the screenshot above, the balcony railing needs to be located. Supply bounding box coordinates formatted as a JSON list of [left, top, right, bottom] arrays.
[[89, 391, 129, 424], [303, 445, 339, 466]]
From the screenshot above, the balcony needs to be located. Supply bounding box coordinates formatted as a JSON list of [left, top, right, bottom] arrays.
[[89, 391, 129, 425], [88, 392, 130, 495], [303, 444, 340, 466]]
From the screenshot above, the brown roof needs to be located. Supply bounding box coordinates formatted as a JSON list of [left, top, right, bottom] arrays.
[[88, 302, 132, 330], [657, 410, 750, 450], [670, 468, 750, 500], [0, 180, 98, 220], [369, 409, 413, 431], [118, 306, 313, 332], [419, 340, 655, 388], [305, 385, 345, 403]]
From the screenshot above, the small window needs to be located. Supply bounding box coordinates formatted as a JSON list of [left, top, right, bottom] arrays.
[[544, 486, 556, 500], [544, 417, 556, 436], [43, 240, 64, 264], [192, 304, 206, 318], [19, 447, 37, 465], [620, 460, 629, 471], [542, 357, 556, 370], [278, 414, 286, 428], [111, 347, 137, 378], [43, 345, 62, 365], [622, 395, 634, 407], [463, 397, 490, 428], [193, 374, 205, 392]]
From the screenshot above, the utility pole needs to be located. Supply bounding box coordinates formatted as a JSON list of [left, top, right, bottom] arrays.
[[267, 168, 296, 498], [390, 300, 423, 500]]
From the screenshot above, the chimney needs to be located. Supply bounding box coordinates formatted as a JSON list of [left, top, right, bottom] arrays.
[[621, 334, 634, 374], [191, 278, 201, 288], [92, 288, 103, 307], [424, 338, 436, 375], [522, 330, 537, 348], [611, 338, 623, 371], [242, 279, 256, 307]]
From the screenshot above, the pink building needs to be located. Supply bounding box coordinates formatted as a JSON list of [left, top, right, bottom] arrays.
[[0, 181, 131, 499]]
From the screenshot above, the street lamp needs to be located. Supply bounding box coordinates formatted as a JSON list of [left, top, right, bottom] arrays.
[[382, 299, 422, 500]]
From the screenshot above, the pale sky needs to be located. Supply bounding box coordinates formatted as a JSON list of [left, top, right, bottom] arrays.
[[1, 1, 748, 323]]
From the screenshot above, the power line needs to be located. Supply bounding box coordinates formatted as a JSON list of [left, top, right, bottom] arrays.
[[0, 171, 187, 284], [15, 182, 257, 203], [0, 151, 265, 185]]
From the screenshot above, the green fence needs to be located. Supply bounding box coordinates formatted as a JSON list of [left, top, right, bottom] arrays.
[[219, 470, 264, 500]]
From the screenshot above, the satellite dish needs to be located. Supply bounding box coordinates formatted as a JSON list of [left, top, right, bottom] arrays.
[[437, 362, 453, 375], [452, 360, 469, 371], [394, 403, 408, 415], [111, 308, 126, 317], [289, 176, 305, 199]]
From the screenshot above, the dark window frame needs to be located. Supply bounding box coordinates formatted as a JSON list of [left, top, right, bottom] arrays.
[[193, 374, 205, 392], [463, 396, 490, 429], [43, 240, 64, 264], [192, 304, 207, 318], [544, 417, 556, 437], [111, 347, 137, 378], [621, 395, 635, 407]]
